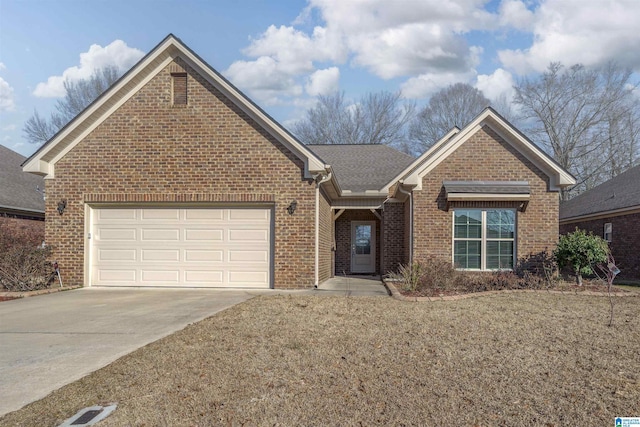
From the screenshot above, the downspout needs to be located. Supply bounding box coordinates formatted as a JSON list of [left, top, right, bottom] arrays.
[[315, 172, 332, 288], [396, 182, 413, 265]]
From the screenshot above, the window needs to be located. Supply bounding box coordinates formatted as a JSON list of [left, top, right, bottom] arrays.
[[453, 209, 516, 270], [172, 73, 187, 105], [604, 223, 612, 242]]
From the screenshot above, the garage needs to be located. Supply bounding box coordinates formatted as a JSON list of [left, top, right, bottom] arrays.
[[88, 206, 272, 288]]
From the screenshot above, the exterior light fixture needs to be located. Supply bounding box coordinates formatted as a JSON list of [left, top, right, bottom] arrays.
[[57, 199, 67, 215], [287, 200, 297, 215]]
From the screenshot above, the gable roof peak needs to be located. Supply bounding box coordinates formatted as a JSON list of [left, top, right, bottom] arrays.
[[23, 34, 327, 179]]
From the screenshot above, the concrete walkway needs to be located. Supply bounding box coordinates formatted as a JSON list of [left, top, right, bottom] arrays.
[[314, 275, 389, 296]]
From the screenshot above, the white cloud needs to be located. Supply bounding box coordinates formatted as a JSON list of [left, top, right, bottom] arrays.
[[310, 0, 494, 79], [225, 56, 303, 105], [498, 0, 640, 74], [305, 67, 340, 96], [498, 0, 534, 30], [0, 63, 5, 71], [0, 77, 15, 112], [2, 124, 16, 131], [475, 68, 515, 103], [33, 40, 144, 98]]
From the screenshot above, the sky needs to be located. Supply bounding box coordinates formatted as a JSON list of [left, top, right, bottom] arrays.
[[1, 0, 640, 157]]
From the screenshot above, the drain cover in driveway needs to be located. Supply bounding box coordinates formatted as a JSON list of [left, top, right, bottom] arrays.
[[58, 404, 117, 426]]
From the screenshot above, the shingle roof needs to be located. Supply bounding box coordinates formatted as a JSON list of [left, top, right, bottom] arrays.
[[0, 145, 45, 214], [307, 144, 415, 192], [560, 164, 640, 220]]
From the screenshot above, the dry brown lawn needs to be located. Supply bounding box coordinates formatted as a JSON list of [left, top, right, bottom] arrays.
[[1, 292, 639, 426]]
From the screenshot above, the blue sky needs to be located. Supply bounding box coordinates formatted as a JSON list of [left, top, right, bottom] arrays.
[[1, 0, 639, 157]]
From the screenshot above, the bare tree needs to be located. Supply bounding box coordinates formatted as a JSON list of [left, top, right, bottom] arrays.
[[513, 62, 639, 198], [293, 91, 416, 151], [23, 65, 121, 145], [409, 83, 490, 151]]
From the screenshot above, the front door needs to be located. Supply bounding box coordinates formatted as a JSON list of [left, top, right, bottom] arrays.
[[351, 221, 376, 273]]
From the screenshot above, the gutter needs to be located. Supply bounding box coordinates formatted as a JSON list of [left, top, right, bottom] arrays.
[[315, 171, 332, 287]]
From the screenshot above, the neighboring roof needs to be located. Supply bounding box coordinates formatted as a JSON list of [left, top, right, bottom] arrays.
[[308, 144, 415, 192], [394, 108, 576, 193], [560, 164, 640, 220], [23, 34, 328, 179], [0, 145, 45, 215]]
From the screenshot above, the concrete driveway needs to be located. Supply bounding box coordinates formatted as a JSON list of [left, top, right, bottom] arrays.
[[0, 287, 256, 416]]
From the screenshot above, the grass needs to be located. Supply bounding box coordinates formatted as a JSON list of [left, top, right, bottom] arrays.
[[1, 293, 639, 426]]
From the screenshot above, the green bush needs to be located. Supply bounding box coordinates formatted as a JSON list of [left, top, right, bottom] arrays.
[[554, 228, 609, 286]]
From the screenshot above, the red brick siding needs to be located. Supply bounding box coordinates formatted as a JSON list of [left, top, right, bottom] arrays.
[[412, 126, 559, 269], [318, 188, 332, 283], [560, 212, 640, 280], [45, 58, 317, 289], [334, 210, 380, 275], [382, 202, 405, 274]]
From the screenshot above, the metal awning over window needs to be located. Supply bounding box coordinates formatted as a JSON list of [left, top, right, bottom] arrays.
[[443, 181, 531, 211]]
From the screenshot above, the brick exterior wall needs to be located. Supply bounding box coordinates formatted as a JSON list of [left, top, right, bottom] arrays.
[[382, 202, 405, 274], [412, 126, 559, 270], [45, 58, 318, 289], [334, 210, 380, 275], [318, 188, 332, 283], [560, 212, 640, 280]]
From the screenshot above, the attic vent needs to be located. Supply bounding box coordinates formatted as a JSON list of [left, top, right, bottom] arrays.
[[172, 73, 187, 105]]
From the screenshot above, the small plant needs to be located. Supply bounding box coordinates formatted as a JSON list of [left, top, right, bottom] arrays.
[[554, 229, 609, 286], [594, 252, 621, 327]]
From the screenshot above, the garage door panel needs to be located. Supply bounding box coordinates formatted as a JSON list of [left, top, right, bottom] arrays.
[[98, 209, 137, 220], [98, 249, 137, 261], [229, 250, 268, 262], [229, 209, 270, 221], [141, 209, 180, 220], [100, 228, 137, 241], [185, 209, 224, 220], [91, 207, 271, 288], [185, 250, 223, 262], [185, 270, 224, 284], [185, 229, 224, 241], [99, 269, 137, 282], [228, 271, 269, 285], [228, 229, 269, 242], [141, 229, 180, 241], [141, 270, 180, 283], [141, 249, 180, 261]]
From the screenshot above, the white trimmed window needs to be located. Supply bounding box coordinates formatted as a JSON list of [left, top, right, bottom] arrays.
[[604, 223, 612, 242], [453, 209, 516, 270]]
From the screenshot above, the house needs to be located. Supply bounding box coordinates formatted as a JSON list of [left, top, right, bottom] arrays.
[[22, 34, 575, 289], [0, 145, 45, 236], [560, 165, 640, 281]]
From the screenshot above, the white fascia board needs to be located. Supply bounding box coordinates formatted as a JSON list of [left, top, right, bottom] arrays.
[[22, 158, 54, 178]]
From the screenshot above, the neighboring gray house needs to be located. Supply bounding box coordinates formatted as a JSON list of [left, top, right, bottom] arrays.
[[560, 164, 640, 280], [0, 145, 45, 220]]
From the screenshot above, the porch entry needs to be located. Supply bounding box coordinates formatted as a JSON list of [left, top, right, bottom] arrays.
[[351, 221, 376, 273]]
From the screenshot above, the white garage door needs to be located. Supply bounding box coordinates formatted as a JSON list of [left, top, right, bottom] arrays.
[[90, 207, 271, 288]]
